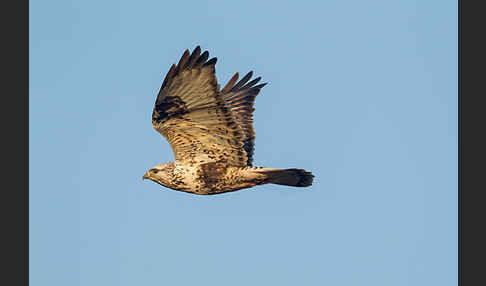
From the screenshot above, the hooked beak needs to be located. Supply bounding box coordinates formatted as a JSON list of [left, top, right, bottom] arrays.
[[142, 173, 149, 180]]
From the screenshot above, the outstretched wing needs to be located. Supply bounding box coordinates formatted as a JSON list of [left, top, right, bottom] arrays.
[[221, 72, 266, 166], [152, 46, 248, 167]]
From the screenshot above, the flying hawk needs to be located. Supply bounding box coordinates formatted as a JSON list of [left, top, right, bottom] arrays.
[[143, 46, 314, 195]]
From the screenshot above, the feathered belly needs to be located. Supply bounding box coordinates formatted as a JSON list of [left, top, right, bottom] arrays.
[[173, 163, 266, 195]]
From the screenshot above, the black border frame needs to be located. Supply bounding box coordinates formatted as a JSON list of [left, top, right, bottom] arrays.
[[459, 0, 484, 285], [2, 0, 28, 285]]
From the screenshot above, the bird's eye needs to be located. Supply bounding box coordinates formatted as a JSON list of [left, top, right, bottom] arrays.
[[150, 169, 159, 174]]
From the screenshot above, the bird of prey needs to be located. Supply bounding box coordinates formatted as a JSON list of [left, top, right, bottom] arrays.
[[143, 46, 314, 195]]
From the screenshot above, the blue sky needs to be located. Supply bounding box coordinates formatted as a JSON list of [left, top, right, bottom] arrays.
[[30, 0, 457, 285]]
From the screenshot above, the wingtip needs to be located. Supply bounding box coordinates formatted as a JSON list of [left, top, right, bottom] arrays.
[[204, 57, 217, 66], [183, 49, 190, 57], [192, 46, 202, 57], [256, 82, 268, 89]]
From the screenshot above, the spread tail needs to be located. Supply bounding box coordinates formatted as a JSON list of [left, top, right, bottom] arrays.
[[256, 168, 314, 187]]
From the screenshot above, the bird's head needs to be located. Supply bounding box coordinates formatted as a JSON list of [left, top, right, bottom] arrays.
[[142, 162, 174, 186]]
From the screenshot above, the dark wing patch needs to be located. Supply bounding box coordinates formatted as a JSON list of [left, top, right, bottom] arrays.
[[221, 71, 267, 166], [153, 47, 214, 124]]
